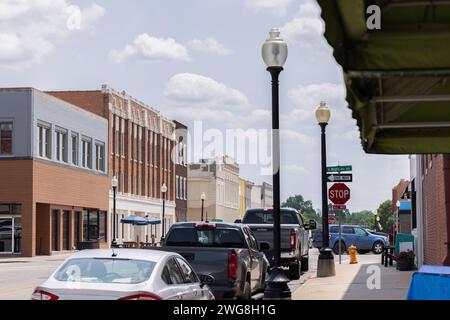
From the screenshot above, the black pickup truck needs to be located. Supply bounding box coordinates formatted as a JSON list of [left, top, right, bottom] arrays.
[[159, 222, 269, 300]]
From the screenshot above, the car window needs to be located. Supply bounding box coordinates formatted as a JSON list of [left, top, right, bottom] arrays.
[[330, 226, 339, 233], [166, 227, 245, 248], [161, 265, 172, 285], [176, 257, 199, 284], [243, 228, 258, 250], [342, 226, 355, 234], [354, 228, 367, 235], [54, 258, 156, 284], [247, 229, 259, 250], [243, 210, 299, 224], [165, 258, 185, 285]]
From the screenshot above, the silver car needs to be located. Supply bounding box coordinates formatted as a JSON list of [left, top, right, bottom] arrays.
[[31, 249, 215, 300]]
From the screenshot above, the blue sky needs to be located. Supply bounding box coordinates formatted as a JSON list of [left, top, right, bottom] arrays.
[[0, 0, 410, 212]]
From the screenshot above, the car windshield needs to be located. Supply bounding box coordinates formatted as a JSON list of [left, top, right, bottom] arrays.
[[243, 210, 299, 224], [166, 228, 245, 248], [54, 258, 156, 284]]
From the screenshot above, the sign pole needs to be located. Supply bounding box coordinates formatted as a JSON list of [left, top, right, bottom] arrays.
[[339, 215, 342, 264]]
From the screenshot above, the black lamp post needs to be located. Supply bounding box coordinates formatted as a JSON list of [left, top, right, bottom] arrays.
[[262, 28, 291, 300], [111, 176, 118, 248], [161, 183, 167, 241], [201, 192, 206, 221], [316, 101, 336, 277]]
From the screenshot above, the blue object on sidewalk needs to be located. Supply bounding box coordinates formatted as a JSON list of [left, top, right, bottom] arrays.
[[407, 265, 450, 300]]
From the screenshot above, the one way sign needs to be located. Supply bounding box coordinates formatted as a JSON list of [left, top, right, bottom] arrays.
[[327, 173, 353, 183]]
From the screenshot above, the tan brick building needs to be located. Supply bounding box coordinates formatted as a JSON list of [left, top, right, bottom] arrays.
[[48, 85, 176, 243], [0, 88, 109, 257]]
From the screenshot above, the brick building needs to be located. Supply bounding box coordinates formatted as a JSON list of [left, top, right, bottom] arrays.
[[0, 88, 109, 257], [174, 121, 188, 222], [47, 85, 176, 243], [410, 154, 450, 266]]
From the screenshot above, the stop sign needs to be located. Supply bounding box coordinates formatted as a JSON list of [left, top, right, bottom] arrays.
[[328, 215, 337, 224], [329, 183, 351, 205]]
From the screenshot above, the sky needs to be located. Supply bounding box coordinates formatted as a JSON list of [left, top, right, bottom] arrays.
[[0, 0, 410, 212]]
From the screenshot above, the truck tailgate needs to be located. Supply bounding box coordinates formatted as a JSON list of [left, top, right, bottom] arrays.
[[247, 224, 298, 250], [157, 246, 234, 285]]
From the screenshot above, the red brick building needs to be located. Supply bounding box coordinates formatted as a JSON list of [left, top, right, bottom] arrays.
[[419, 154, 450, 266], [47, 85, 176, 243]]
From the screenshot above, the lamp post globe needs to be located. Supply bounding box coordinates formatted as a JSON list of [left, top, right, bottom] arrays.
[[316, 101, 336, 277], [262, 28, 291, 300], [161, 183, 167, 241], [111, 176, 118, 247]]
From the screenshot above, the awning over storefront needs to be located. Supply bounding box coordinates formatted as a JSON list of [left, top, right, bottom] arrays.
[[316, 0, 450, 154]]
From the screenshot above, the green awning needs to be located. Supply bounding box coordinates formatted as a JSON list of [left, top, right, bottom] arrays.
[[316, 0, 450, 154]]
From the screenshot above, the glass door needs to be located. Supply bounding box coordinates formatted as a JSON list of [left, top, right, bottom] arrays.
[[13, 217, 21, 253], [0, 218, 13, 253]]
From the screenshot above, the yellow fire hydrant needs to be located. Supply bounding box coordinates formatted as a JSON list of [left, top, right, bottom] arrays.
[[348, 245, 358, 264]]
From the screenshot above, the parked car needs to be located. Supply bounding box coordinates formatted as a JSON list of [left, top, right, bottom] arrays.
[[240, 208, 317, 280], [31, 249, 215, 300], [160, 221, 269, 300], [313, 224, 389, 254], [360, 226, 390, 240]]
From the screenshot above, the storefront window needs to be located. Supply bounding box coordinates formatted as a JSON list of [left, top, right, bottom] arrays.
[[0, 204, 22, 254], [82, 210, 106, 242]]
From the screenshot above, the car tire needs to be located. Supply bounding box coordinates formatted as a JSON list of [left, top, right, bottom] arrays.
[[372, 241, 384, 254], [333, 241, 346, 255], [301, 256, 309, 272], [357, 250, 368, 254], [238, 281, 251, 300], [288, 261, 301, 280]]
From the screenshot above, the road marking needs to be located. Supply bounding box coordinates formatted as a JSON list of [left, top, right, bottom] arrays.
[[0, 285, 35, 298]]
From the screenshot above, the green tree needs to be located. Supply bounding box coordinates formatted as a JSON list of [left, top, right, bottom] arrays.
[[282, 195, 320, 223], [347, 210, 375, 227], [377, 200, 393, 231]]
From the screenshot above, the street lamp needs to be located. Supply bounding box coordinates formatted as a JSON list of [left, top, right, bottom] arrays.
[[261, 28, 291, 300], [111, 176, 118, 248], [200, 192, 206, 221], [316, 101, 336, 277], [161, 183, 168, 241]]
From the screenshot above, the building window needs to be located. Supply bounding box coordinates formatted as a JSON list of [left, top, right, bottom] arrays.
[[55, 128, 68, 163], [115, 116, 119, 155], [176, 176, 179, 199], [184, 177, 187, 200], [82, 210, 106, 242], [81, 137, 92, 169], [38, 123, 51, 159], [138, 126, 143, 162], [121, 118, 125, 156], [95, 142, 105, 172], [0, 121, 13, 155], [71, 133, 79, 165]]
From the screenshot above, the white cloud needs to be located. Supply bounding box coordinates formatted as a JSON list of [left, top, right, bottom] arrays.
[[280, 1, 325, 48], [109, 34, 190, 63], [0, 0, 105, 69], [189, 37, 233, 56], [284, 164, 308, 175], [163, 73, 250, 122], [281, 129, 315, 147], [245, 0, 293, 15]]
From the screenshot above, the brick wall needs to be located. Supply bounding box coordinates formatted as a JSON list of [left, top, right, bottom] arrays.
[[421, 154, 450, 265]]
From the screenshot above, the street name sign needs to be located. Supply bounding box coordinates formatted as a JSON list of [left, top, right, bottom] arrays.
[[326, 165, 352, 173], [332, 204, 346, 211], [327, 173, 353, 183], [328, 183, 351, 205]]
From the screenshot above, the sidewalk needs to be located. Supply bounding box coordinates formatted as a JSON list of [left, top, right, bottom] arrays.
[[293, 254, 414, 300]]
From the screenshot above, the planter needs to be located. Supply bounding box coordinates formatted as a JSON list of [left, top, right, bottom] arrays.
[[396, 258, 415, 271]]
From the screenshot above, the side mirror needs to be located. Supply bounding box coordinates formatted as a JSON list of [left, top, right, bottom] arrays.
[[234, 219, 242, 224], [306, 220, 317, 230], [198, 274, 215, 287], [259, 241, 270, 252]]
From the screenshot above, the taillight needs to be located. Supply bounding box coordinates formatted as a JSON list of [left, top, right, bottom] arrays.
[[118, 293, 161, 300], [31, 290, 59, 300], [290, 230, 297, 249], [228, 251, 238, 279]]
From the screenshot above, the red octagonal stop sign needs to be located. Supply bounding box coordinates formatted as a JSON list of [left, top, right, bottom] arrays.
[[329, 183, 350, 205]]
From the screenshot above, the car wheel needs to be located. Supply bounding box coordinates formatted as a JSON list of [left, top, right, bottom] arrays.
[[357, 250, 368, 254], [238, 281, 251, 300], [288, 261, 301, 280], [372, 241, 384, 254], [301, 256, 309, 272], [333, 241, 346, 255]]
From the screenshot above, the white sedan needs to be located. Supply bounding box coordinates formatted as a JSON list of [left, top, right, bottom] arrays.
[[31, 249, 215, 300]]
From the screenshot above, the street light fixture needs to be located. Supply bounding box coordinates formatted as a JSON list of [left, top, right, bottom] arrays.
[[200, 192, 206, 221], [111, 176, 118, 248], [316, 101, 336, 277], [261, 28, 291, 300], [161, 183, 167, 241]]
